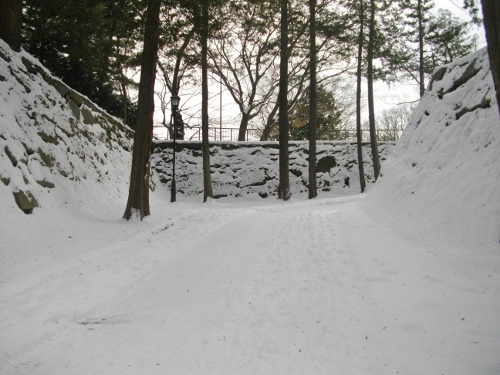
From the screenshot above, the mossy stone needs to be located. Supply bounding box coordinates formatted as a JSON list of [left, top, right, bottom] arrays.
[[13, 190, 38, 214]]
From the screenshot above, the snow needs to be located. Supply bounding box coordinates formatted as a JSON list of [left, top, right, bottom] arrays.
[[151, 141, 393, 199], [1, 42, 499, 374]]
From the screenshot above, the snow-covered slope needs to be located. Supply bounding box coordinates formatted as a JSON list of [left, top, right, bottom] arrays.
[[0, 40, 132, 218], [0, 40, 133, 282], [366, 47, 500, 248]]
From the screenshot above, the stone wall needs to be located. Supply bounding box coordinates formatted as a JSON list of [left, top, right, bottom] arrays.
[[0, 40, 133, 214], [151, 141, 393, 199]]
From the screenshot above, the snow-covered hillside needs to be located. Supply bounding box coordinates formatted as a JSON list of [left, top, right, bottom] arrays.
[[0, 39, 132, 219], [0, 41, 498, 374], [365, 47, 500, 248]]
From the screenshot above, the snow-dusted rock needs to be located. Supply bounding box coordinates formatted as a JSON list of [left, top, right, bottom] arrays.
[[367, 47, 500, 246], [0, 40, 133, 216], [151, 140, 393, 199]]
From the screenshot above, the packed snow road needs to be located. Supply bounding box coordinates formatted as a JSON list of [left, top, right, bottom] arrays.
[[1, 195, 499, 374]]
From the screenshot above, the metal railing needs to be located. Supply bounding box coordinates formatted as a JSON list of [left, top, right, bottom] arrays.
[[153, 126, 401, 142], [154, 126, 262, 141]]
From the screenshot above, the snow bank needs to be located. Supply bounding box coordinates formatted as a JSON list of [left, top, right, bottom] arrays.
[[0, 40, 133, 282], [366, 47, 500, 248]]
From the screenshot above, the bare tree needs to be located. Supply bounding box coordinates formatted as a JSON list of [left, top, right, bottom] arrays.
[[209, 1, 280, 141], [377, 103, 416, 140]]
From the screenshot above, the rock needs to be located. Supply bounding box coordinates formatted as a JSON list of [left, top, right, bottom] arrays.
[[316, 156, 337, 173], [4, 146, 18, 167], [13, 190, 38, 214]]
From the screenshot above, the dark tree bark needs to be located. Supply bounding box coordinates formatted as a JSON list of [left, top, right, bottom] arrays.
[[481, 0, 500, 117], [0, 0, 22, 52], [123, 0, 161, 220], [417, 0, 425, 98], [367, 0, 381, 181], [356, 0, 366, 193], [238, 113, 251, 141], [308, 0, 317, 199], [201, 1, 214, 202], [278, 0, 290, 200]]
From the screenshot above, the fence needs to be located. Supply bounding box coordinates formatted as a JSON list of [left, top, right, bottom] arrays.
[[153, 126, 262, 141], [153, 126, 400, 142]]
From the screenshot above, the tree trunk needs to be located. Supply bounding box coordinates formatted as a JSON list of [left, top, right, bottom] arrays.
[[356, 0, 366, 193], [201, 1, 214, 202], [417, 0, 425, 98], [238, 112, 250, 141], [0, 0, 22, 52], [367, 0, 380, 180], [123, 0, 161, 220], [278, 0, 290, 200], [308, 0, 317, 199], [481, 0, 500, 117]]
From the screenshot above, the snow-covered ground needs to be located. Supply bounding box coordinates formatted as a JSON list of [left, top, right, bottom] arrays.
[[0, 43, 499, 374]]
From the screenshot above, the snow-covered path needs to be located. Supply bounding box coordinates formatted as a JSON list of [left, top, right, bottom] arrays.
[[1, 196, 499, 374]]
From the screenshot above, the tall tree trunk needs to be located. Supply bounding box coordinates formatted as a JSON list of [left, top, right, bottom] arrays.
[[238, 112, 250, 141], [0, 0, 22, 52], [481, 0, 500, 117], [367, 0, 380, 180], [308, 0, 317, 199], [201, 1, 214, 202], [123, 0, 161, 220], [120, 73, 128, 125], [278, 0, 290, 200], [417, 0, 425, 98], [356, 0, 366, 193]]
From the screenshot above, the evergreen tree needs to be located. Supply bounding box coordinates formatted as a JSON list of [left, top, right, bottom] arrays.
[[402, 0, 434, 97], [0, 0, 22, 52], [394, 1, 476, 97], [287, 84, 350, 141], [23, 0, 144, 127]]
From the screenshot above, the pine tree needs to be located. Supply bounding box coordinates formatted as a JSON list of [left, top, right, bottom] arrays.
[[0, 0, 22, 52], [394, 1, 475, 97], [402, 0, 434, 97]]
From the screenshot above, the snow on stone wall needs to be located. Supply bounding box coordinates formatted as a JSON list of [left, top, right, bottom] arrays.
[[366, 47, 500, 246], [0, 40, 133, 216], [151, 141, 393, 199]]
